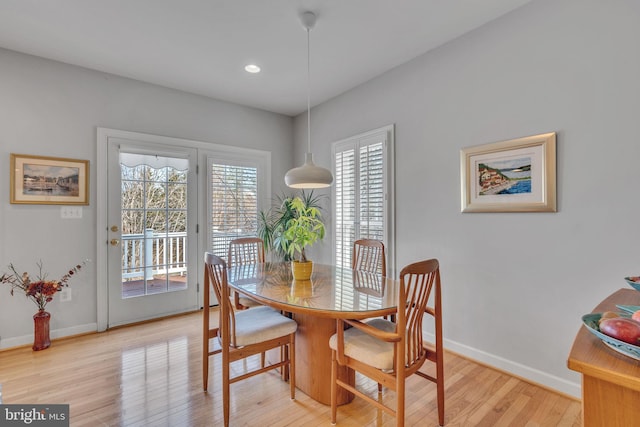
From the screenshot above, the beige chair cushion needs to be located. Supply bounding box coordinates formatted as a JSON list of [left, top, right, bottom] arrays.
[[224, 306, 297, 347], [329, 318, 396, 371]]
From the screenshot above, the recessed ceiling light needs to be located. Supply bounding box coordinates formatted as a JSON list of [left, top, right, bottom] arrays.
[[244, 64, 261, 73]]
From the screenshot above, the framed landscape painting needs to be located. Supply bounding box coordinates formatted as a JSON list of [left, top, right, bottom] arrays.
[[10, 153, 89, 205], [460, 132, 556, 212]]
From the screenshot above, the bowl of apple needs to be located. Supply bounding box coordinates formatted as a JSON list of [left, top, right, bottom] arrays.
[[582, 311, 640, 360], [625, 276, 640, 292]]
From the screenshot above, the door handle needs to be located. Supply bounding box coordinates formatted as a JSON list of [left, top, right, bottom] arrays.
[[110, 239, 120, 246], [110, 225, 119, 232]]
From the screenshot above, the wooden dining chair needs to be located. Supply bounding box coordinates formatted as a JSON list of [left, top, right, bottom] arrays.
[[352, 238, 386, 276], [329, 259, 444, 427], [228, 237, 265, 310], [202, 252, 297, 427]]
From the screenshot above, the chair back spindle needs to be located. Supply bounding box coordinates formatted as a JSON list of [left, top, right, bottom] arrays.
[[399, 259, 438, 368], [227, 237, 265, 310], [204, 253, 237, 347], [228, 237, 265, 267]]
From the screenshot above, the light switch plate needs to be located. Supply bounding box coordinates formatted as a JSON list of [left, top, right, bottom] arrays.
[[60, 206, 83, 219], [60, 287, 71, 302]]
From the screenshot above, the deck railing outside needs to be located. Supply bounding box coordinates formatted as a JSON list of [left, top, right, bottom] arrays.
[[121, 230, 257, 281], [122, 229, 187, 281]]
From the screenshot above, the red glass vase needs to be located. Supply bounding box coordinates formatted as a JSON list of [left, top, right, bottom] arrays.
[[33, 309, 51, 351]]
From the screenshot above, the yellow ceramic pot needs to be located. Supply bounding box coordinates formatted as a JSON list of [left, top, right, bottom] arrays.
[[291, 260, 313, 281]]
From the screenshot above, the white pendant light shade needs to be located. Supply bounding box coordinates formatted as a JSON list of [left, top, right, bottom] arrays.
[[285, 11, 334, 189], [285, 152, 333, 188]]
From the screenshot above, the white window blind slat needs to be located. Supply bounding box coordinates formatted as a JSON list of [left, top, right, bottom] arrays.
[[210, 163, 258, 259]]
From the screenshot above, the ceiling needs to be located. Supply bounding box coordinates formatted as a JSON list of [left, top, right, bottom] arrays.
[[0, 0, 532, 116]]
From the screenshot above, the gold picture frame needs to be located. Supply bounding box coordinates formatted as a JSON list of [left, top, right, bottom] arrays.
[[10, 153, 89, 205], [460, 132, 556, 213]]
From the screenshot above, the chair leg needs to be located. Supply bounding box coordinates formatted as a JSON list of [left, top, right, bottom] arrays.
[[233, 291, 248, 310], [289, 338, 296, 400], [203, 352, 208, 392], [436, 357, 445, 426], [281, 346, 288, 381], [222, 351, 230, 427], [330, 350, 338, 424], [203, 308, 209, 392], [396, 378, 405, 427]]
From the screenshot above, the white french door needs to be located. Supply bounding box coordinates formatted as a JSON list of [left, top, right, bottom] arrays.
[[99, 130, 198, 328], [97, 128, 271, 330]]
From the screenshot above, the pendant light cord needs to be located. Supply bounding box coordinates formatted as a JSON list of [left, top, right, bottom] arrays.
[[306, 25, 311, 154]]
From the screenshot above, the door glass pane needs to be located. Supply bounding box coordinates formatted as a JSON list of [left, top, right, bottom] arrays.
[[210, 163, 258, 258], [120, 158, 188, 298]]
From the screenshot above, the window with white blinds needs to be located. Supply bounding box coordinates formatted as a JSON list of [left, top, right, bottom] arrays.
[[209, 163, 258, 258], [333, 125, 395, 275]]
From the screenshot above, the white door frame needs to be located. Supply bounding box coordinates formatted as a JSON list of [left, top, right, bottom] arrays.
[[96, 127, 271, 331]]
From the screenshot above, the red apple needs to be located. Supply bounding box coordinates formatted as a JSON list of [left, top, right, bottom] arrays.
[[600, 318, 640, 345]]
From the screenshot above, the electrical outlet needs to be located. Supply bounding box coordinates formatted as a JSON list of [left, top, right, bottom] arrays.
[[60, 287, 72, 302], [60, 206, 83, 219]]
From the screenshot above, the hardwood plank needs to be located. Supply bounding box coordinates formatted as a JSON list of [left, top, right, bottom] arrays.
[[0, 310, 580, 426]]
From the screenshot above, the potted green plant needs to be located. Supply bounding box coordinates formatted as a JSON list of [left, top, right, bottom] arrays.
[[280, 196, 325, 280], [257, 191, 325, 263]]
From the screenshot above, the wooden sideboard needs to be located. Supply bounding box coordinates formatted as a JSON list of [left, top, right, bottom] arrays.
[[567, 288, 640, 427]]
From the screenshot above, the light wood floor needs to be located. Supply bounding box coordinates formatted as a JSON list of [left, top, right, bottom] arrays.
[[0, 310, 581, 426]]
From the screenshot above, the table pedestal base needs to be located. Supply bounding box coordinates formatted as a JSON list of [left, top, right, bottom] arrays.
[[291, 312, 354, 405]]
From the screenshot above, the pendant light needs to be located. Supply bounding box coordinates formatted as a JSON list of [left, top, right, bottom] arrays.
[[285, 11, 333, 189]]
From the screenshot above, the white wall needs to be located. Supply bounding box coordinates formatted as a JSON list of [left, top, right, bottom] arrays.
[[0, 48, 293, 347], [294, 0, 640, 397]]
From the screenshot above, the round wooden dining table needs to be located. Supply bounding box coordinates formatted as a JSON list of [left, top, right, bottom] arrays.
[[227, 262, 399, 405]]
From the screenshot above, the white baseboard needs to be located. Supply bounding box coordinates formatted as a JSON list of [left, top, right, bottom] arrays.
[[425, 332, 581, 399], [0, 323, 581, 398], [0, 323, 97, 350]]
